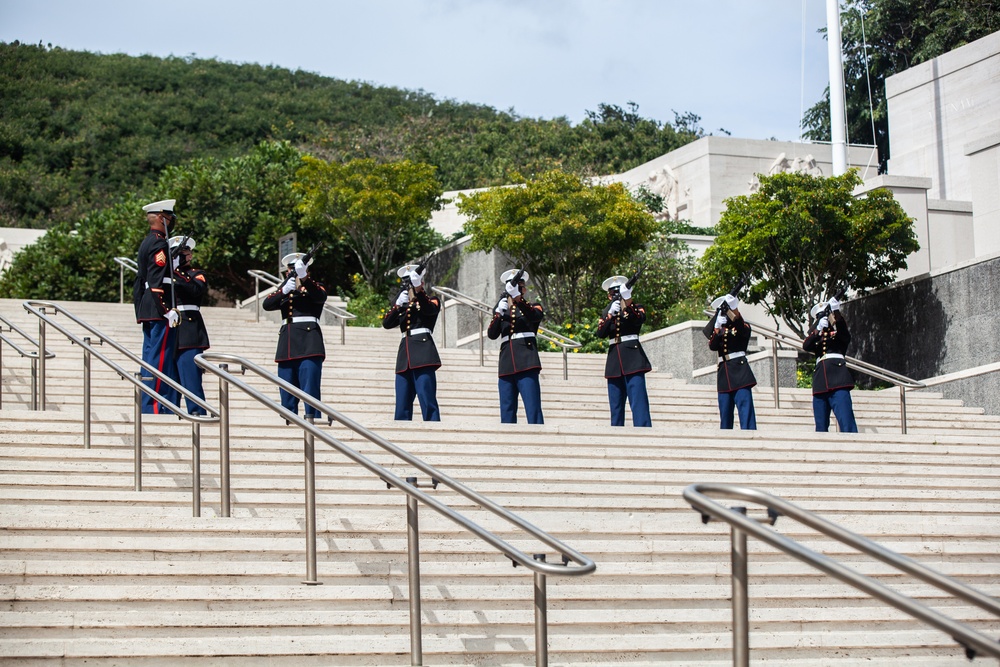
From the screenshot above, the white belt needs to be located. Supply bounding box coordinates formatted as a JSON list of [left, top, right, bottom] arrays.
[[404, 327, 431, 337], [175, 305, 200, 312], [144, 277, 173, 288], [286, 316, 319, 325], [817, 353, 845, 362], [500, 332, 536, 344], [611, 334, 639, 344], [722, 351, 746, 361]]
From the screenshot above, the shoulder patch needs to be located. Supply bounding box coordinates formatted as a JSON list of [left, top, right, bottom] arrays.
[[195, 274, 206, 282], [154, 250, 167, 267]]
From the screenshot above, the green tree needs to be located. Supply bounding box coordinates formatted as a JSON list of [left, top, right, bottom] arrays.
[[0, 195, 149, 301], [295, 157, 444, 294], [154, 140, 354, 302], [696, 170, 918, 337], [801, 0, 999, 171], [568, 103, 705, 176], [458, 169, 658, 321]]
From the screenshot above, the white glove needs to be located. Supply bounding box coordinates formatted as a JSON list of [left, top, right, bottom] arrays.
[[165, 310, 180, 328], [715, 313, 727, 329], [505, 281, 520, 299], [281, 276, 296, 294], [294, 259, 308, 278], [408, 270, 423, 288], [828, 297, 840, 311], [817, 316, 829, 331], [495, 298, 509, 315], [608, 300, 622, 316], [171, 255, 180, 271], [619, 284, 632, 300], [395, 291, 409, 307]]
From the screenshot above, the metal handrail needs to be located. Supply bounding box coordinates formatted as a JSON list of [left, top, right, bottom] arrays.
[[22, 301, 219, 515], [918, 360, 1000, 389], [195, 351, 596, 667], [684, 483, 1000, 665], [431, 285, 582, 380], [112, 256, 138, 304], [245, 269, 355, 345], [706, 311, 925, 433], [0, 312, 56, 410]]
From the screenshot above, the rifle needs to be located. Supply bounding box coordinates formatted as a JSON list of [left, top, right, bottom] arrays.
[[625, 266, 644, 291], [289, 242, 322, 289], [817, 285, 849, 322], [717, 271, 749, 316], [167, 235, 189, 325], [396, 260, 428, 304], [169, 235, 190, 260], [499, 268, 525, 303]]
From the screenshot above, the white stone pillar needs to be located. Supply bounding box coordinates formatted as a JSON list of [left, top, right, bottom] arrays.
[[965, 132, 1000, 257], [855, 175, 933, 280]]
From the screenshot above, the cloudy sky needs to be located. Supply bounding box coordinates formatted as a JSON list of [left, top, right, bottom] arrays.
[[1, 0, 834, 141]]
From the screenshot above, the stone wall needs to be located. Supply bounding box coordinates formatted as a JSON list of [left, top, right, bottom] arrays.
[[841, 252, 1000, 414], [886, 30, 1000, 203]]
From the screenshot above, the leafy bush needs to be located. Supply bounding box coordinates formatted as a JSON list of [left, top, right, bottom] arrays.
[[341, 274, 391, 328], [540, 307, 608, 354]]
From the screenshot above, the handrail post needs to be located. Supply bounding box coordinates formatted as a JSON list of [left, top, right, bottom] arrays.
[[303, 417, 320, 585], [0, 335, 4, 410], [772, 339, 780, 409], [192, 422, 201, 518], [120, 263, 125, 304], [533, 553, 549, 667], [254, 274, 260, 322], [37, 307, 46, 411], [30, 356, 37, 410], [439, 294, 447, 348], [478, 311, 485, 367], [83, 337, 92, 449], [900, 385, 908, 435], [340, 315, 346, 346], [219, 364, 231, 517], [406, 477, 423, 666], [731, 506, 750, 667], [562, 348, 568, 381], [134, 372, 143, 491]]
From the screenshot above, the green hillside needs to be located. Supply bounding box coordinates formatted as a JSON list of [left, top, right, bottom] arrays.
[[0, 41, 702, 230]]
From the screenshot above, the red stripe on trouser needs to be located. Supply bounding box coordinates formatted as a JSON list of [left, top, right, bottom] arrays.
[[154, 325, 169, 414]]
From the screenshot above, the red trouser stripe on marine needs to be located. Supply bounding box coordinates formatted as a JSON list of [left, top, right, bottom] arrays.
[[153, 324, 169, 414]]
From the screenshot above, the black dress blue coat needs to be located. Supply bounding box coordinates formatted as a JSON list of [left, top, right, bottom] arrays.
[[261, 275, 328, 363], [596, 301, 652, 378], [487, 298, 544, 377], [802, 311, 854, 394], [382, 289, 442, 373]]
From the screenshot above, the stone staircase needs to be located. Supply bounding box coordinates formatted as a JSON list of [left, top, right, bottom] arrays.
[[1, 298, 998, 665]]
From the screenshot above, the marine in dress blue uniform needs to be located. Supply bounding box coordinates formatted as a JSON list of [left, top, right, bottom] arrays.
[[261, 252, 327, 420], [704, 294, 757, 430], [169, 236, 210, 416], [382, 264, 442, 421], [596, 275, 652, 427], [487, 269, 544, 424], [133, 199, 180, 415], [802, 297, 858, 433]]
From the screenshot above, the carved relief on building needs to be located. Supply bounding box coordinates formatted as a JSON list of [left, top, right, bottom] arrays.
[[748, 153, 823, 192], [647, 164, 691, 220]]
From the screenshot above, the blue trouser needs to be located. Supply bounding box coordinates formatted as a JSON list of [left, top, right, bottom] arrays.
[[813, 389, 858, 433], [718, 387, 756, 430], [277, 357, 323, 419], [140, 320, 178, 415], [498, 369, 543, 424], [608, 373, 652, 427], [395, 367, 440, 421], [176, 348, 207, 416]]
